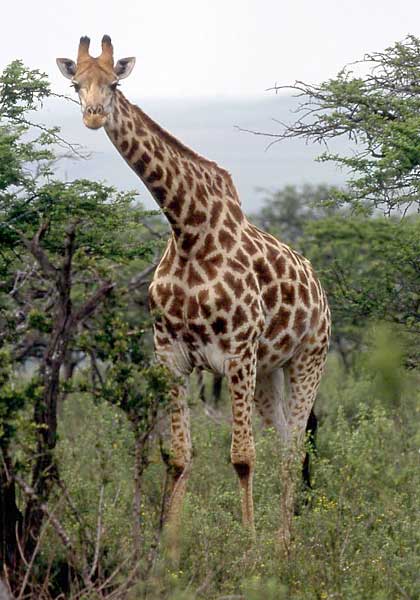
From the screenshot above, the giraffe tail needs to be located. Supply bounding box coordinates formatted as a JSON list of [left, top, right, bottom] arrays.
[[302, 408, 318, 490]]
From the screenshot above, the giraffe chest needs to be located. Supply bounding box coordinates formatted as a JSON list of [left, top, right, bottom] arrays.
[[148, 266, 264, 375]]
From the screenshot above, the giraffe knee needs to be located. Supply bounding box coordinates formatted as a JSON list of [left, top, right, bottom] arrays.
[[170, 446, 192, 470], [233, 462, 252, 481], [170, 433, 192, 474], [171, 461, 192, 485], [231, 445, 256, 478]]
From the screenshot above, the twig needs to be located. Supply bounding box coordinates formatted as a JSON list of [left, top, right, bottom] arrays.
[[104, 560, 142, 600], [14, 475, 73, 551], [12, 116, 88, 159], [56, 478, 94, 546], [129, 261, 159, 291], [87, 555, 132, 597], [195, 569, 213, 597], [17, 508, 54, 600], [14, 523, 29, 570], [13, 474, 92, 590], [73, 281, 115, 324], [141, 220, 166, 240], [88, 484, 105, 583]]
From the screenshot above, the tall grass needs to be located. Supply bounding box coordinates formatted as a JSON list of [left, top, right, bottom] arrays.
[[31, 325, 420, 598]]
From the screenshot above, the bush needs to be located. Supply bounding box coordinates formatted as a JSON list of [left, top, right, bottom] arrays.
[[31, 323, 419, 599]]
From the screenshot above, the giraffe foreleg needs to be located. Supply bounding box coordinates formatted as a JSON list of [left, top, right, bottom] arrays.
[[165, 379, 192, 552], [226, 349, 257, 534]]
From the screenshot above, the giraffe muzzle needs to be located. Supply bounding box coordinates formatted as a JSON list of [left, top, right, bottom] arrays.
[[83, 105, 108, 129]]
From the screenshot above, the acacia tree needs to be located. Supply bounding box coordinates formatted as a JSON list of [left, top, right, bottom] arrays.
[[246, 37, 420, 365], [0, 61, 166, 593], [264, 36, 420, 215]]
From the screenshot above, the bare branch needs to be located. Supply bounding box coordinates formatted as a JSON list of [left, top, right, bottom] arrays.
[[129, 261, 158, 291], [14, 475, 73, 551], [73, 281, 115, 324], [11, 115, 88, 159], [88, 485, 105, 583], [25, 221, 57, 279]]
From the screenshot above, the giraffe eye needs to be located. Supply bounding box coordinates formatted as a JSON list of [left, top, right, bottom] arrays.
[[71, 81, 81, 92], [110, 81, 120, 91]]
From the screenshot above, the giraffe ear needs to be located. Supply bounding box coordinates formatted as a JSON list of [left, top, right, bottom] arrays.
[[115, 57, 136, 80], [56, 58, 77, 79]]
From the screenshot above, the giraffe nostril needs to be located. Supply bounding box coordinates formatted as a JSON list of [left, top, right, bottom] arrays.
[[86, 105, 104, 116]]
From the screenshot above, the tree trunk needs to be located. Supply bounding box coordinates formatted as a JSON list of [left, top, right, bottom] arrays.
[[132, 420, 148, 562], [0, 448, 23, 579], [23, 316, 72, 560]]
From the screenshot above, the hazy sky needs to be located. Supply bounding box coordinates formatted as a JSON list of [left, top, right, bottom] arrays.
[[2, 0, 420, 98]]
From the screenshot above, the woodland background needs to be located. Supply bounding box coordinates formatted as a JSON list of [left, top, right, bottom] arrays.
[[0, 36, 419, 599]]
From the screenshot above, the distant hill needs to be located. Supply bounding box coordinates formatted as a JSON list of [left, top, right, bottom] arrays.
[[43, 95, 347, 213]]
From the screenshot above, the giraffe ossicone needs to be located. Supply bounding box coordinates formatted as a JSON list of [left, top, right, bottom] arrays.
[[57, 35, 331, 547]]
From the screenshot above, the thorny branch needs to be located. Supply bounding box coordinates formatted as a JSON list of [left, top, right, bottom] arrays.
[[88, 485, 105, 584], [14, 475, 74, 555]]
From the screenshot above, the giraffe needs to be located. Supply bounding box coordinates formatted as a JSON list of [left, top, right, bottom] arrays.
[[57, 35, 331, 546]]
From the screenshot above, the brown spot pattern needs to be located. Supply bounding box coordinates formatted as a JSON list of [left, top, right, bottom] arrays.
[[110, 93, 330, 472], [281, 282, 295, 304], [266, 308, 291, 339]]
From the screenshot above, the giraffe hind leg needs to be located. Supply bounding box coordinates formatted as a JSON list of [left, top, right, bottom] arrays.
[[254, 367, 289, 441], [277, 348, 328, 548], [255, 368, 318, 517]]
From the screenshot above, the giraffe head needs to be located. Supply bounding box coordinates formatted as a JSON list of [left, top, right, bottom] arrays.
[[56, 35, 135, 130]]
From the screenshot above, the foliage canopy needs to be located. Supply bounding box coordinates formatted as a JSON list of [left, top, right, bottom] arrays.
[[271, 36, 420, 214]]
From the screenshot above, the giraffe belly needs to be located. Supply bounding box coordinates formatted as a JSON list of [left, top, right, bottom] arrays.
[[155, 336, 239, 376], [191, 342, 231, 374]]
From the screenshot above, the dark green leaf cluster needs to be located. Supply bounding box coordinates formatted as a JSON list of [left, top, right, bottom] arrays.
[[0, 60, 50, 120], [84, 310, 172, 429], [303, 215, 420, 334], [0, 349, 42, 446], [0, 61, 57, 195]]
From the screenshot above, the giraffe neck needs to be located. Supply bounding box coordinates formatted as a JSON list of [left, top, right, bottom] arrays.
[[105, 91, 245, 254]]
